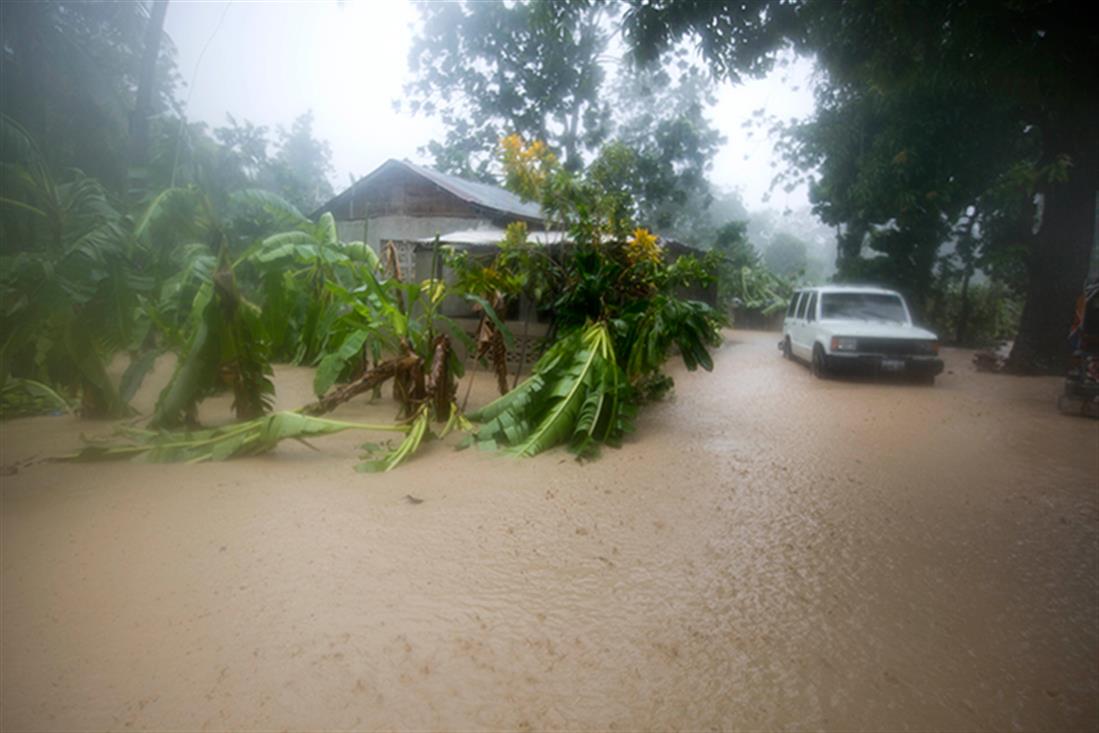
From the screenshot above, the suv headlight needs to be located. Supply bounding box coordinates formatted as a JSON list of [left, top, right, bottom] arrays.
[[831, 336, 858, 352]]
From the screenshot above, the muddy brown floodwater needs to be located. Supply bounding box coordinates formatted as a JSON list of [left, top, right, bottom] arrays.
[[2, 329, 1097, 731]]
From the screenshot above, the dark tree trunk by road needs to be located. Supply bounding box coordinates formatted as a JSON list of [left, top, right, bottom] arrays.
[[956, 267, 972, 346], [1007, 109, 1099, 374], [128, 0, 169, 177]]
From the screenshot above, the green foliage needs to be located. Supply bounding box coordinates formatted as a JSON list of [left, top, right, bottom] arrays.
[[406, 1, 611, 176], [733, 266, 792, 316], [357, 406, 432, 473], [614, 0, 1096, 369], [151, 249, 274, 428], [603, 66, 726, 239], [463, 137, 725, 459], [929, 281, 1024, 348], [265, 111, 336, 214], [0, 1, 178, 189], [619, 296, 722, 378], [469, 322, 632, 458], [711, 221, 757, 270], [704, 219, 791, 315], [0, 378, 74, 419], [763, 232, 809, 278], [406, 2, 726, 233], [61, 411, 405, 464], [1, 116, 139, 417]]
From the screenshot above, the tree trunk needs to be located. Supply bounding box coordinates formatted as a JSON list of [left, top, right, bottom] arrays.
[[302, 355, 419, 416], [128, 0, 170, 177], [955, 267, 972, 345], [1007, 110, 1099, 374], [954, 215, 978, 346]]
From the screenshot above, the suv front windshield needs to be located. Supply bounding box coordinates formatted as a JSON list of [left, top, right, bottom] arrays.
[[820, 292, 908, 323]]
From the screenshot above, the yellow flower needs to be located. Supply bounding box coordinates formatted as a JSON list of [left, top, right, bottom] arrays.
[[626, 227, 662, 265], [499, 134, 558, 200]]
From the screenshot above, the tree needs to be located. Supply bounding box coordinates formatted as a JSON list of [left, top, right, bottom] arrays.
[[267, 111, 334, 214], [606, 66, 726, 239], [405, 0, 612, 178], [214, 115, 271, 184], [616, 0, 1097, 372], [0, 117, 139, 417], [405, 2, 729, 244], [128, 0, 171, 182], [764, 232, 808, 277], [0, 1, 179, 189], [150, 112, 334, 215]]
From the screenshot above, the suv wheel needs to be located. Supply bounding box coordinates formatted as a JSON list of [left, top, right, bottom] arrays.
[[782, 337, 792, 360], [811, 344, 829, 378]]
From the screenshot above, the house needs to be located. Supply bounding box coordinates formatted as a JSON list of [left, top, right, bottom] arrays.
[[313, 159, 716, 309], [311, 158, 548, 277]]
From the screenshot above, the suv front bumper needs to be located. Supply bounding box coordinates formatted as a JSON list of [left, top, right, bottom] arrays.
[[824, 352, 944, 376]]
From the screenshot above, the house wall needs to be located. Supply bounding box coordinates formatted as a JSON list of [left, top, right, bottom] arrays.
[[335, 215, 493, 254]]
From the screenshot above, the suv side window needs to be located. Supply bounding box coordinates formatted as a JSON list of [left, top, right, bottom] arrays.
[[786, 292, 801, 318], [806, 292, 818, 322], [796, 291, 810, 319]]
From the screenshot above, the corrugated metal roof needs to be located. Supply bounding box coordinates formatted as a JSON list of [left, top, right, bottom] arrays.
[[399, 161, 543, 221], [312, 159, 544, 223]]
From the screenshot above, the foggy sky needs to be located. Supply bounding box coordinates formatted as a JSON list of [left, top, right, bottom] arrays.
[[165, 0, 815, 211]]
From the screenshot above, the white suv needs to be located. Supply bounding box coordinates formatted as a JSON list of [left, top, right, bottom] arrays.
[[780, 285, 944, 383]]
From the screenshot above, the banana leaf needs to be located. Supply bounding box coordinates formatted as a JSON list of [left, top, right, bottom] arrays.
[[0, 377, 73, 418], [356, 403, 473, 473], [468, 322, 632, 458], [59, 411, 405, 464]]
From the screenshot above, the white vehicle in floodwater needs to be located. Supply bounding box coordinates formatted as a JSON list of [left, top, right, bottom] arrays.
[[780, 285, 944, 384]]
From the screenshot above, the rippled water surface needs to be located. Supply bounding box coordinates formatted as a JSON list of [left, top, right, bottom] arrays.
[[2, 330, 1097, 730]]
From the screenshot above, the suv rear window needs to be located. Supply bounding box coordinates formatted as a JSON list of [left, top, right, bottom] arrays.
[[821, 292, 907, 322]]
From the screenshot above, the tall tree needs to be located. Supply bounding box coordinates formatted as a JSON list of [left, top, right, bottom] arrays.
[[267, 111, 334, 214], [128, 0, 171, 180], [607, 66, 726, 239], [764, 232, 809, 278], [616, 0, 1098, 372], [405, 0, 612, 179], [0, 1, 179, 189]]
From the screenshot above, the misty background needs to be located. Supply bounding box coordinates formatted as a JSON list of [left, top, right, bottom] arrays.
[[165, 0, 835, 278]]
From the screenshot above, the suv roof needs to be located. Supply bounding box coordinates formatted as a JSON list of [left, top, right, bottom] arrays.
[[794, 285, 901, 296]]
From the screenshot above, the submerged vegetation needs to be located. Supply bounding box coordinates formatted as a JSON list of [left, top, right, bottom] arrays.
[[4, 0, 1081, 462], [1, 114, 721, 470]]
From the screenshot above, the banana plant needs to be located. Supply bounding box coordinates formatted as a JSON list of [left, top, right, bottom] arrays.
[[244, 212, 377, 364], [729, 264, 793, 315], [1, 115, 143, 417], [468, 321, 633, 458], [61, 410, 407, 463], [150, 246, 274, 427], [309, 242, 476, 416]]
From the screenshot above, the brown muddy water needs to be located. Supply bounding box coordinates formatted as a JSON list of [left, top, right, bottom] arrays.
[[2, 330, 1097, 731]]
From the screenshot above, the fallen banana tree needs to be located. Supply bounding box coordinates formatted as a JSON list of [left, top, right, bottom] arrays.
[[466, 321, 631, 457], [58, 411, 407, 464], [302, 354, 421, 416], [51, 136, 724, 473], [59, 333, 465, 472]]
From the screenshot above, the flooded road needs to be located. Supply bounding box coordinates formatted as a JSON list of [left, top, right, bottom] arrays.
[[2, 330, 1097, 730]]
